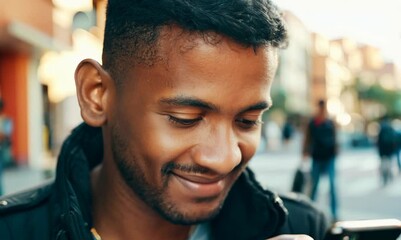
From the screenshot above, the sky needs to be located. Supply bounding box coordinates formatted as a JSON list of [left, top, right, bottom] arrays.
[[273, 0, 401, 66]]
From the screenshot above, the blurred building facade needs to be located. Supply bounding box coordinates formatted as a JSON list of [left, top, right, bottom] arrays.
[[274, 11, 312, 116], [275, 11, 401, 144], [310, 35, 356, 127], [0, 0, 105, 168], [0, 0, 71, 167], [308, 34, 401, 137], [37, 0, 103, 167]]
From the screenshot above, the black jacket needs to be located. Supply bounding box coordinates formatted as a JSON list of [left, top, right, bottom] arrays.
[[377, 121, 397, 157], [0, 123, 328, 240], [303, 118, 338, 161]]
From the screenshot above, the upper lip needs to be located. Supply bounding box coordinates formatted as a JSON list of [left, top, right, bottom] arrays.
[[172, 172, 226, 184]]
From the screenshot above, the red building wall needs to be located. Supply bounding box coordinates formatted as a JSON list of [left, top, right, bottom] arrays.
[[0, 52, 29, 164]]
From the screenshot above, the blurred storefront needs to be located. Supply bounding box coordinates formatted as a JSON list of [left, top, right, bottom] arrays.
[[0, 0, 106, 169], [0, 0, 71, 167], [38, 0, 103, 160]]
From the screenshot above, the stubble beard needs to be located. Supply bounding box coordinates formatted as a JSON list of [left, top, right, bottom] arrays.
[[111, 123, 225, 225]]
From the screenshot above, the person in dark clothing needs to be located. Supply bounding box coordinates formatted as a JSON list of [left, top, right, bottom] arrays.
[[377, 118, 397, 186], [282, 117, 295, 145], [395, 131, 401, 172], [0, 1, 328, 239], [303, 99, 339, 222]]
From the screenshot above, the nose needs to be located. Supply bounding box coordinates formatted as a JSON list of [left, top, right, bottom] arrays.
[[191, 125, 242, 175]]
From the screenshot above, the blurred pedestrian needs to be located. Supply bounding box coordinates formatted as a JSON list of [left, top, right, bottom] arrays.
[[377, 117, 397, 185], [394, 130, 401, 173], [0, 98, 13, 196], [302, 99, 339, 221], [0, 1, 328, 239], [282, 116, 295, 145]]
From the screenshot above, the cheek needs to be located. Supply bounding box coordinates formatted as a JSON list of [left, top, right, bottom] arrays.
[[239, 130, 262, 163], [133, 113, 194, 164], [142, 118, 262, 165]]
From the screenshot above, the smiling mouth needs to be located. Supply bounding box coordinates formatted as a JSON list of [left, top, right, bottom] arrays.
[[171, 172, 226, 198]]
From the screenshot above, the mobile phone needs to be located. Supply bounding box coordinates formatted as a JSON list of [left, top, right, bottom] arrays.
[[324, 218, 401, 240]]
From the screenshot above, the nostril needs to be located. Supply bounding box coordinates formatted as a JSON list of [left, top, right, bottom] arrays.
[[191, 129, 242, 174]]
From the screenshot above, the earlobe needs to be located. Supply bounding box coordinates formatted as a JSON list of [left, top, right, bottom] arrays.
[[75, 59, 111, 127]]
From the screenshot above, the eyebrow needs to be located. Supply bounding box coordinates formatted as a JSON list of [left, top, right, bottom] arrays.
[[159, 96, 271, 113], [239, 100, 271, 113], [159, 96, 219, 111]]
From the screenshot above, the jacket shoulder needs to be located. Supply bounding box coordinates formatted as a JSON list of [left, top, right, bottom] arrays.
[[0, 181, 54, 240], [278, 192, 329, 240], [0, 180, 53, 215]]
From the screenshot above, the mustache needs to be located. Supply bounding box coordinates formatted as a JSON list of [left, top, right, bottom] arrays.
[[161, 161, 245, 176], [161, 162, 210, 175]]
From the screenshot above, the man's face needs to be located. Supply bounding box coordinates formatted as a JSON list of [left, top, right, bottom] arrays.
[[107, 29, 278, 224]]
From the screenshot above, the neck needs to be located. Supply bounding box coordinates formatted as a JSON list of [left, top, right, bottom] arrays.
[[91, 161, 192, 240]]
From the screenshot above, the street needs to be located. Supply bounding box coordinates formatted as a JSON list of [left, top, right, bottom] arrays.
[[250, 145, 401, 221]]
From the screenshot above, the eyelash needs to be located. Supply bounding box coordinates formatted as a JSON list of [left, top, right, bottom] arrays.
[[235, 118, 264, 129], [168, 116, 202, 127], [168, 116, 263, 129]]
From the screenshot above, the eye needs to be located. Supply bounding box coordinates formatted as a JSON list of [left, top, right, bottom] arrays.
[[168, 115, 202, 128], [235, 118, 263, 130]]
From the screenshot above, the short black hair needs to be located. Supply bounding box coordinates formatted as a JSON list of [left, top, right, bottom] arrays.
[[102, 0, 288, 83]]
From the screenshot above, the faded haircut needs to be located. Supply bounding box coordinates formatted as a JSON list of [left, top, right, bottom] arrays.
[[102, 0, 288, 83]]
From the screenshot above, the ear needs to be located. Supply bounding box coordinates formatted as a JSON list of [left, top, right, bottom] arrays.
[[75, 59, 112, 127]]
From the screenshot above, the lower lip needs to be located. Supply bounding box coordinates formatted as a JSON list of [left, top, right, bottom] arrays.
[[172, 174, 225, 198]]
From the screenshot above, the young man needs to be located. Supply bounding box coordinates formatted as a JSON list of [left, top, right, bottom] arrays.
[[0, 1, 327, 239]]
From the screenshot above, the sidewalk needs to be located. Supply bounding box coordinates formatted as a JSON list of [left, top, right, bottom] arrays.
[[251, 146, 401, 221], [2, 166, 53, 196]]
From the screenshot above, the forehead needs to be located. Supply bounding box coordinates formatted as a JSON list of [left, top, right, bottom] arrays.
[[157, 26, 276, 63], [149, 26, 278, 84], [119, 27, 278, 110]]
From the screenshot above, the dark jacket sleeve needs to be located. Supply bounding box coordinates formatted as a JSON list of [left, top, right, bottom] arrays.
[[276, 192, 329, 240], [0, 184, 53, 240]]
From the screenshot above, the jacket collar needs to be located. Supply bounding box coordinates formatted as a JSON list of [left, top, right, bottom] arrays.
[[211, 169, 288, 239], [52, 123, 102, 239], [53, 123, 287, 240]]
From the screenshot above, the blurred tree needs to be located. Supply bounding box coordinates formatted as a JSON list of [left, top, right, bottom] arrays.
[[357, 81, 401, 117]]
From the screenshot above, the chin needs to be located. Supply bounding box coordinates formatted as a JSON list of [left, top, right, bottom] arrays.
[[166, 208, 222, 225], [159, 197, 225, 225]]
